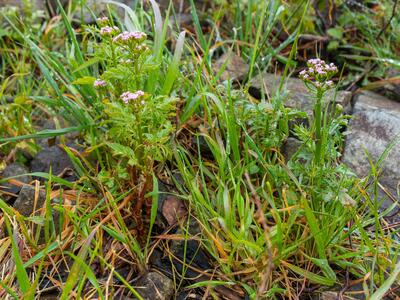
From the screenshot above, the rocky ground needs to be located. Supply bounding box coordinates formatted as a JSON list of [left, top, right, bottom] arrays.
[[1, 68, 399, 299]]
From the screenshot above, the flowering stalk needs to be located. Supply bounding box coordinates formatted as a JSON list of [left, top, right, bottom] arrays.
[[120, 90, 147, 162], [299, 58, 338, 166]]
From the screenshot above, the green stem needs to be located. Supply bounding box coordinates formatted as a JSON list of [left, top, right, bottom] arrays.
[[110, 39, 117, 66], [134, 59, 140, 89], [314, 89, 323, 166], [136, 111, 144, 165]]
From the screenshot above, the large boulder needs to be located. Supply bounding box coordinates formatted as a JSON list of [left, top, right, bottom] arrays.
[[342, 91, 400, 205]]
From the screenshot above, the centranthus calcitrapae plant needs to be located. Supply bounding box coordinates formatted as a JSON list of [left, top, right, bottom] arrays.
[[299, 58, 338, 166], [89, 17, 177, 229]]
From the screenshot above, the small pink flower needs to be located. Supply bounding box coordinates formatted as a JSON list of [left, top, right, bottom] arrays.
[[308, 58, 323, 65], [300, 58, 338, 88], [97, 17, 109, 25], [100, 26, 119, 36], [120, 90, 145, 104], [94, 79, 107, 88], [113, 31, 147, 43]]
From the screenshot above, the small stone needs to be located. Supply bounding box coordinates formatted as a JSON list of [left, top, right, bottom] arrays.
[[170, 218, 211, 273], [30, 146, 77, 182], [135, 272, 174, 300], [0, 163, 31, 201], [162, 195, 187, 226], [282, 137, 303, 161], [34, 119, 79, 149], [319, 291, 353, 300], [191, 135, 213, 160], [13, 184, 46, 216], [176, 290, 202, 300], [13, 185, 60, 243], [213, 52, 249, 82], [342, 91, 400, 208]]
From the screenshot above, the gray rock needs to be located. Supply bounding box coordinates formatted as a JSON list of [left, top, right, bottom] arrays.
[[13, 185, 61, 243], [192, 135, 213, 159], [316, 291, 356, 300], [213, 52, 249, 82], [30, 146, 76, 182], [342, 91, 400, 204], [170, 218, 211, 274], [135, 272, 174, 300], [13, 184, 46, 216], [249, 73, 352, 117], [34, 118, 79, 149], [0, 163, 31, 201], [311, 282, 367, 300], [0, 0, 44, 9], [282, 137, 303, 161]]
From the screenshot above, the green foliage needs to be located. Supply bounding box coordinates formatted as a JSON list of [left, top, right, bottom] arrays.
[[80, 16, 179, 187], [103, 94, 176, 169]]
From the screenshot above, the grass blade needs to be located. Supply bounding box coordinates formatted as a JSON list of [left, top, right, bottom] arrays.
[[65, 252, 105, 300], [189, 0, 207, 52], [370, 261, 400, 300], [4, 217, 31, 297], [162, 31, 186, 95], [282, 261, 335, 286]]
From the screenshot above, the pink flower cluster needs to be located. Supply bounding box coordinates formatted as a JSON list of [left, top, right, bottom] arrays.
[[97, 17, 109, 25], [94, 79, 107, 88], [100, 26, 120, 36], [113, 31, 147, 43], [299, 58, 338, 89], [120, 90, 145, 104]]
